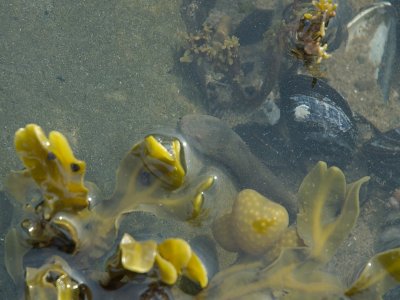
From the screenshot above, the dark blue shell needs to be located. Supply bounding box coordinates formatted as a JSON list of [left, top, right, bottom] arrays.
[[362, 127, 400, 187], [280, 75, 357, 166]]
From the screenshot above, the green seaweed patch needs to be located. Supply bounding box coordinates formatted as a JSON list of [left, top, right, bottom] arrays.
[[199, 162, 400, 300]]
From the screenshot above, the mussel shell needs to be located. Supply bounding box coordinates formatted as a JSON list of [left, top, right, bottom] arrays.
[[234, 122, 292, 168], [234, 9, 273, 46], [323, 0, 352, 51], [280, 75, 357, 166], [346, 2, 397, 103], [362, 127, 400, 187]]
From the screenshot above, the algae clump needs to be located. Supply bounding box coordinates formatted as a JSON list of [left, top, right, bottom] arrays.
[[201, 162, 400, 299], [13, 124, 89, 219], [5, 124, 214, 299], [103, 233, 208, 289]]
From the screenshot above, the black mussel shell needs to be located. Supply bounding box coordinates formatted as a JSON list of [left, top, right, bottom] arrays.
[[362, 127, 400, 187], [234, 122, 293, 168], [234, 9, 273, 46], [322, 0, 352, 52], [280, 75, 357, 166]]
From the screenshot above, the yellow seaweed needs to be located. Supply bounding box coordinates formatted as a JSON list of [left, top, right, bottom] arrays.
[[105, 233, 208, 288], [297, 161, 370, 262], [119, 233, 157, 273], [346, 248, 400, 299], [131, 135, 186, 190], [291, 0, 338, 77], [14, 124, 88, 219], [25, 256, 82, 300], [185, 252, 208, 288], [9, 122, 399, 299], [157, 238, 192, 272], [155, 253, 178, 285], [108, 134, 214, 223], [312, 0, 338, 16]]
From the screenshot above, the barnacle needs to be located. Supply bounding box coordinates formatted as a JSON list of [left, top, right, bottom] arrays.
[[104, 233, 208, 288]]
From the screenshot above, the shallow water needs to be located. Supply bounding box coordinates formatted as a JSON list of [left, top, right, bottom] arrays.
[[1, 0, 400, 299]]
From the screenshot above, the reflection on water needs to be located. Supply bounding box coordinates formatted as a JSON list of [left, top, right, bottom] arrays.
[[2, 0, 400, 299]]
